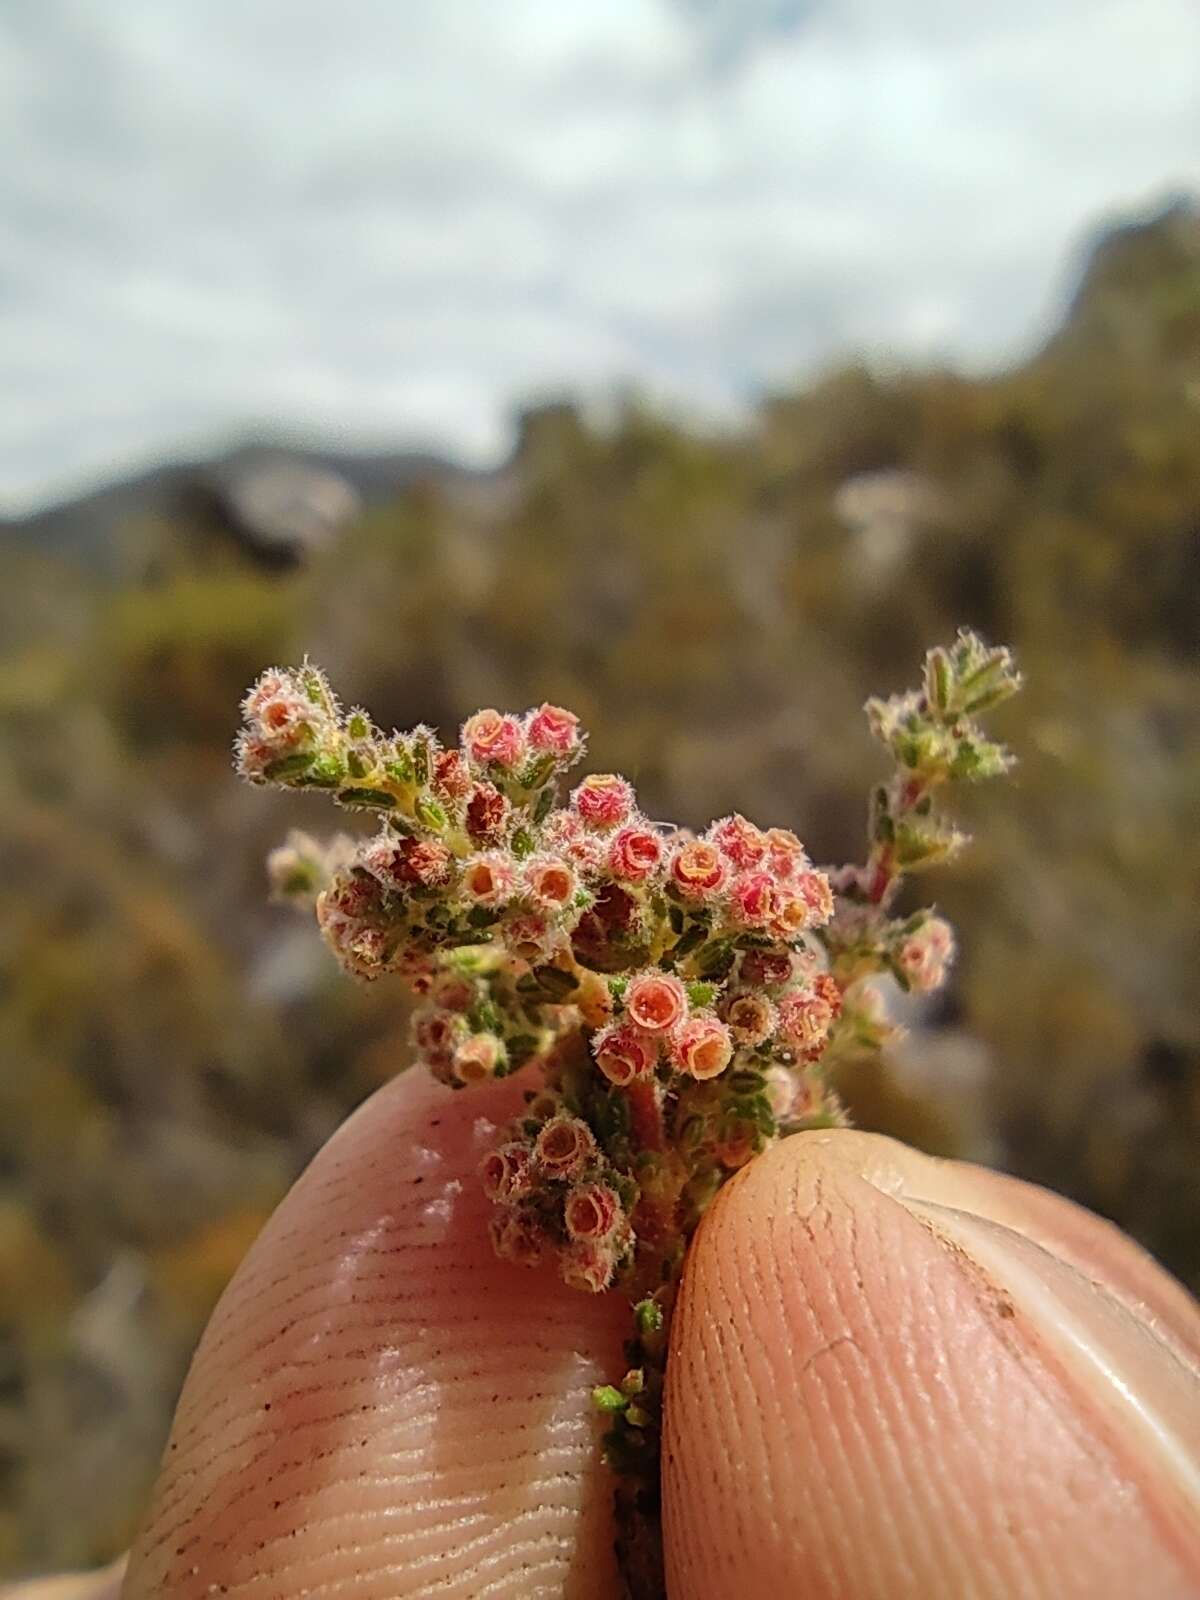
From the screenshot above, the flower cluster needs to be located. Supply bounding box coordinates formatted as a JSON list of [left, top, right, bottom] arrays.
[[239, 634, 1019, 1586], [238, 634, 1018, 1305]]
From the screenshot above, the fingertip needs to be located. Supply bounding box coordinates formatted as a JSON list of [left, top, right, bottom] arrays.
[[663, 1129, 1200, 1599], [124, 1070, 627, 1599]]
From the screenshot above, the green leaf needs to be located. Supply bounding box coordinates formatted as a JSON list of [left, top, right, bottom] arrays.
[[414, 794, 447, 830], [592, 1385, 628, 1414], [337, 786, 396, 809], [262, 751, 314, 782]]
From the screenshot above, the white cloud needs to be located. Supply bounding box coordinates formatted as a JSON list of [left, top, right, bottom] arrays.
[[0, 0, 1196, 511]]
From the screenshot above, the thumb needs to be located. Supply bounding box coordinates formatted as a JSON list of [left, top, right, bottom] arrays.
[[122, 1068, 628, 1598], [663, 1129, 1200, 1599]]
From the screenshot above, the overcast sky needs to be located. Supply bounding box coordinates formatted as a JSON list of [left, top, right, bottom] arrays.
[[1, 0, 1197, 512]]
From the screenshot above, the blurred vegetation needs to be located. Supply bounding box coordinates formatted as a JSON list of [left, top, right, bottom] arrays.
[[0, 201, 1197, 1577]]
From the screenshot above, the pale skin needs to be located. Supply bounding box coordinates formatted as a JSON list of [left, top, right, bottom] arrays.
[[12, 1070, 1199, 1600]]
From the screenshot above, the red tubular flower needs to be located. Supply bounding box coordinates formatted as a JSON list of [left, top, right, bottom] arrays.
[[480, 1140, 533, 1202], [453, 1033, 504, 1084], [709, 813, 769, 870], [669, 838, 729, 897], [461, 851, 517, 906], [626, 971, 688, 1033], [764, 825, 810, 882], [462, 709, 526, 771], [729, 869, 780, 929], [572, 774, 635, 830], [523, 854, 578, 913], [776, 983, 839, 1055], [670, 1013, 734, 1080], [797, 869, 835, 926], [723, 990, 777, 1047], [564, 1181, 622, 1242], [527, 703, 582, 757], [739, 949, 795, 988], [488, 1207, 547, 1268], [535, 1115, 597, 1178], [608, 824, 664, 883], [593, 1021, 658, 1086]]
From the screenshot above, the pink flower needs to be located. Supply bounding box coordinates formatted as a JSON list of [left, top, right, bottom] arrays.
[[626, 971, 688, 1033], [527, 703, 582, 757], [461, 851, 517, 906], [564, 1182, 622, 1242], [572, 774, 635, 830], [797, 869, 835, 927], [480, 1141, 535, 1202], [898, 917, 955, 992], [723, 991, 776, 1047], [453, 1033, 504, 1084], [729, 870, 780, 929], [593, 1022, 658, 1086], [534, 1116, 597, 1178], [776, 979, 840, 1055], [764, 826, 809, 882], [671, 1013, 734, 1080], [462, 709, 526, 770], [670, 838, 730, 897], [561, 1236, 617, 1293], [466, 782, 511, 844], [608, 825, 664, 883], [709, 813, 769, 870], [523, 855, 578, 913]]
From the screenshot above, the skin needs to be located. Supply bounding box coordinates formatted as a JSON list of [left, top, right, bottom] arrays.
[[12, 1069, 1199, 1599]]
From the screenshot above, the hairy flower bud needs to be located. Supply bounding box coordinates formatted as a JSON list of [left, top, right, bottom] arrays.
[[480, 1140, 534, 1203], [669, 838, 730, 897], [462, 709, 526, 771], [626, 971, 688, 1033], [527, 703, 582, 757], [453, 1032, 505, 1085], [572, 774, 635, 830], [461, 851, 517, 906], [608, 824, 664, 883], [535, 1115, 597, 1178], [722, 990, 777, 1047], [709, 813, 768, 870], [564, 1181, 622, 1243], [523, 854, 578, 914], [593, 1021, 657, 1086], [898, 916, 956, 992], [729, 869, 780, 929], [670, 1013, 734, 1080]]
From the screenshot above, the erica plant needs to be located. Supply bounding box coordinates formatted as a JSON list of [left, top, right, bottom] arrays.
[[237, 630, 1020, 1595]]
